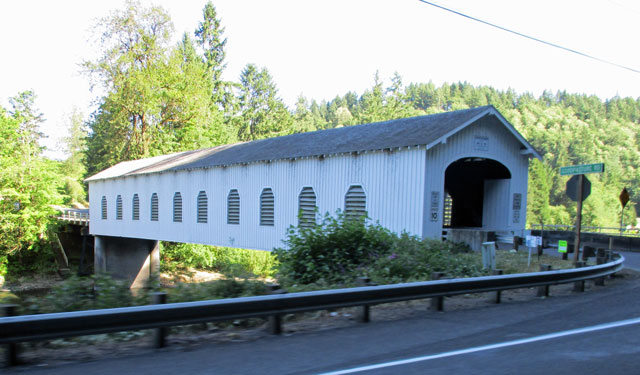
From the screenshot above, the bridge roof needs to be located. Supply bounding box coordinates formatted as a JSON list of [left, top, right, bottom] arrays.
[[86, 105, 541, 182]]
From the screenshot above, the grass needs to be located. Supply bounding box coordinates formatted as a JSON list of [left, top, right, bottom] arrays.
[[160, 242, 278, 279], [494, 249, 575, 274]]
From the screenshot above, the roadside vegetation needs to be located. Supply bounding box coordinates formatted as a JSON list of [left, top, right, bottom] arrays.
[[3, 213, 576, 315], [274, 213, 485, 290]]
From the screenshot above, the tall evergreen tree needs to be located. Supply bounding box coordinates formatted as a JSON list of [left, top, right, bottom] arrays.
[[59, 107, 88, 205], [235, 64, 292, 141], [195, 2, 226, 82]]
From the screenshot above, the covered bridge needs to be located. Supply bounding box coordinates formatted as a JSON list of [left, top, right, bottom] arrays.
[[86, 105, 540, 286]]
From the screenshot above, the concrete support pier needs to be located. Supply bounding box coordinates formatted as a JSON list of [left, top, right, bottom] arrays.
[[447, 229, 491, 251], [94, 236, 160, 289]]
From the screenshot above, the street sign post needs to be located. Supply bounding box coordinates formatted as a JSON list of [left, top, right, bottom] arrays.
[[560, 163, 605, 176], [526, 235, 541, 267], [558, 240, 568, 253], [561, 163, 605, 264], [620, 187, 630, 235]]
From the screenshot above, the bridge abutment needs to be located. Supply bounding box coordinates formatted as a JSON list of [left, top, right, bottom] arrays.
[[94, 236, 159, 289]]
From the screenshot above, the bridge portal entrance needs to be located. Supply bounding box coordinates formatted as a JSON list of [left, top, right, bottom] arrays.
[[444, 158, 511, 229]]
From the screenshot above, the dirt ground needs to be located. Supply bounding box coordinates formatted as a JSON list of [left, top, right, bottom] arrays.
[[3, 268, 639, 368]]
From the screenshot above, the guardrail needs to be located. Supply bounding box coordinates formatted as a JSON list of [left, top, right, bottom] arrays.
[[0, 255, 624, 366], [530, 223, 640, 237]]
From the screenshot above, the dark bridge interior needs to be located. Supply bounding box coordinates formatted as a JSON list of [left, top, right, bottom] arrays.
[[444, 158, 511, 228]]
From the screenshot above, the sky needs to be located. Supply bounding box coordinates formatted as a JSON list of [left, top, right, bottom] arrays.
[[1, 0, 640, 159]]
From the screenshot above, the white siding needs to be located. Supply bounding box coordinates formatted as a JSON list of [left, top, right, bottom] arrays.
[[89, 148, 427, 251], [482, 179, 510, 230], [422, 115, 530, 238]]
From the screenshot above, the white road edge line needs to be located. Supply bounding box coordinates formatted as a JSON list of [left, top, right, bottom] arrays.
[[316, 316, 640, 375]]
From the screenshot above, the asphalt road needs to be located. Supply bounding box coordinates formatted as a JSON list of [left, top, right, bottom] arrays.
[[6, 271, 640, 375], [620, 251, 640, 271]]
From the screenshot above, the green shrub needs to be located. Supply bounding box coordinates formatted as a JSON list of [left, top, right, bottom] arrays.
[[21, 274, 154, 314], [167, 278, 268, 303], [275, 211, 487, 287], [369, 235, 485, 283], [274, 212, 395, 285], [161, 242, 277, 278], [5, 240, 58, 279], [17, 273, 271, 315]]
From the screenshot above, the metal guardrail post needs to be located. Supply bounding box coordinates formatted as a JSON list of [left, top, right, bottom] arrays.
[[595, 256, 607, 286], [492, 269, 503, 303], [430, 272, 445, 311], [2, 305, 18, 367], [573, 261, 586, 292], [537, 265, 552, 297], [356, 277, 373, 323], [152, 292, 167, 348], [268, 314, 282, 335], [267, 284, 285, 334]]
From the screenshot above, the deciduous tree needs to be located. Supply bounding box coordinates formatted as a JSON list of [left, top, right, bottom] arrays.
[[0, 92, 62, 275]]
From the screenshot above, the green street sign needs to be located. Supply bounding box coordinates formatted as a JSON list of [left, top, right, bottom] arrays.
[[558, 240, 568, 253], [560, 163, 605, 176]]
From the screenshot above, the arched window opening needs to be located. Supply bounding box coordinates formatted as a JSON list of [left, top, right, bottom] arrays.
[[101, 196, 107, 220], [345, 185, 366, 220], [298, 187, 316, 228], [173, 192, 182, 223], [197, 191, 208, 223], [227, 189, 240, 225], [260, 188, 274, 226], [116, 195, 123, 220], [132, 194, 140, 220], [150, 193, 159, 222]]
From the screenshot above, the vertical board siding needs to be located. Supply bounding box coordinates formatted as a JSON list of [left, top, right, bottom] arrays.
[[422, 116, 530, 239], [89, 148, 426, 251], [482, 179, 510, 230]]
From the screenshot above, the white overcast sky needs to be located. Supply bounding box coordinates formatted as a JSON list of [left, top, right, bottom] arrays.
[[1, 0, 640, 159]]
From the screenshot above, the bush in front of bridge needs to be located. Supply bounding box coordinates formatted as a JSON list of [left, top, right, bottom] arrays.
[[167, 278, 268, 303], [21, 274, 144, 314], [368, 235, 484, 283], [274, 212, 396, 286], [274, 212, 486, 287], [161, 242, 277, 278], [19, 274, 271, 314]]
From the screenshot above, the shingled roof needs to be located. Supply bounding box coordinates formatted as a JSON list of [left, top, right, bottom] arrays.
[[86, 105, 540, 181]]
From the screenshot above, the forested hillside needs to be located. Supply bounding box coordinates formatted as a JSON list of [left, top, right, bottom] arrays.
[[287, 79, 640, 229], [1, 0, 638, 275]]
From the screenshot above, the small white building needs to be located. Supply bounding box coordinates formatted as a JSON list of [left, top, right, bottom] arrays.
[[87, 105, 540, 252]]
